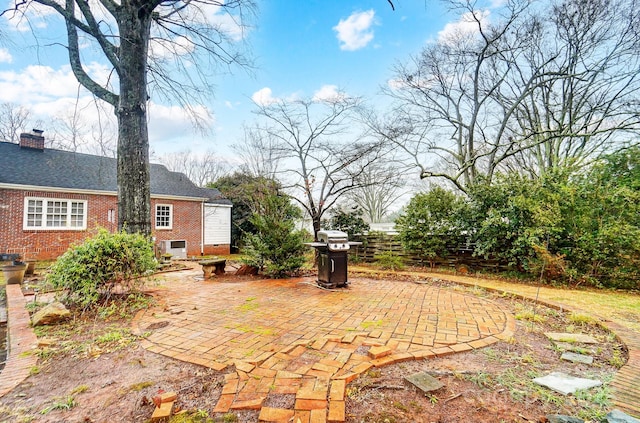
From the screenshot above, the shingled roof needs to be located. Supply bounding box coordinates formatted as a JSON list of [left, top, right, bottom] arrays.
[[0, 141, 231, 205]]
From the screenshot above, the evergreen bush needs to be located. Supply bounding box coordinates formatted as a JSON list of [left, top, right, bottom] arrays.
[[47, 228, 157, 310], [242, 194, 309, 278]]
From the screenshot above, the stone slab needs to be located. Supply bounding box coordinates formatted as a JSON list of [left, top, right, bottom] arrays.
[[561, 352, 594, 365], [604, 409, 640, 423], [533, 372, 602, 395], [405, 372, 444, 393], [547, 415, 584, 423], [553, 342, 595, 353], [545, 332, 599, 344]]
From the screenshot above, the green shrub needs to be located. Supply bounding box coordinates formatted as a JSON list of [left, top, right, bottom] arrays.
[[47, 228, 156, 310], [396, 187, 467, 266], [322, 206, 370, 236], [373, 252, 405, 271], [242, 194, 309, 278]]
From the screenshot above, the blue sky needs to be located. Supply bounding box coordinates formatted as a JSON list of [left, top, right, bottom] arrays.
[[0, 0, 460, 159]]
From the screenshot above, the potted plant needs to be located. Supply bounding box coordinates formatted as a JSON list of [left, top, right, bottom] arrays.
[[2, 259, 28, 284]]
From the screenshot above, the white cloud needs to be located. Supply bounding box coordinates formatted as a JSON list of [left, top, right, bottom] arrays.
[[437, 10, 490, 46], [3, 0, 58, 32], [251, 87, 278, 106], [0, 63, 216, 155], [0, 65, 82, 104], [333, 10, 376, 51], [206, 8, 247, 42], [312, 85, 347, 102], [386, 78, 406, 91], [0, 48, 12, 63], [148, 103, 214, 144], [150, 35, 196, 59], [158, 2, 248, 42]]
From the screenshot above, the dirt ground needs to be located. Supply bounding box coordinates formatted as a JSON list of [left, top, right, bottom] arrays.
[[0, 276, 627, 423]]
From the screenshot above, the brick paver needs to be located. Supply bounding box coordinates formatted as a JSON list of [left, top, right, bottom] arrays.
[[132, 267, 515, 420], [0, 284, 38, 398]]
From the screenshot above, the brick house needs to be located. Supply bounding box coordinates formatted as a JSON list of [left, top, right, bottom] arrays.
[[0, 131, 232, 260]]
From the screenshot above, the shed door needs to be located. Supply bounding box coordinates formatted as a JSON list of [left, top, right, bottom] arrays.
[[204, 205, 231, 245]]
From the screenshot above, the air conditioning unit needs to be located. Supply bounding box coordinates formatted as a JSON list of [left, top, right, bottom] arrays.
[[162, 240, 187, 259]]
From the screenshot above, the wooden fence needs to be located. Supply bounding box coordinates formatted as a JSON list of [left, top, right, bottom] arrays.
[[349, 233, 509, 272]]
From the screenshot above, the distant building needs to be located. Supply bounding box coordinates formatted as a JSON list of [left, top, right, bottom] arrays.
[[368, 222, 398, 235]]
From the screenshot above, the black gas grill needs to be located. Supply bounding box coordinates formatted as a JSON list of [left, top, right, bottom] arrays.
[[307, 230, 359, 288]]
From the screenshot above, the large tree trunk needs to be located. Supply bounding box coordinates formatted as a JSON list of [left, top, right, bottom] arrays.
[[116, 4, 152, 236]]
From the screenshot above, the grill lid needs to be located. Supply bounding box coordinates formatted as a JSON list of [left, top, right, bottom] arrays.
[[317, 230, 350, 251], [317, 230, 348, 243]]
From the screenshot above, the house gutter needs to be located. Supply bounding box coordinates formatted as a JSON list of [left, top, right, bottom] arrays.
[[0, 183, 208, 202], [201, 201, 205, 256]]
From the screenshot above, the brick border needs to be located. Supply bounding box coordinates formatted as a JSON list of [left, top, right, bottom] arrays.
[[0, 284, 38, 398]]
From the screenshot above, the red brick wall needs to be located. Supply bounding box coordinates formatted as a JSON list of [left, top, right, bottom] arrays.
[[203, 244, 231, 255], [0, 188, 229, 260], [0, 189, 116, 259], [152, 199, 203, 257]]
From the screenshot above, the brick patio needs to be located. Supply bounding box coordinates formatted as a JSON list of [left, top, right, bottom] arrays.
[[131, 267, 515, 422]]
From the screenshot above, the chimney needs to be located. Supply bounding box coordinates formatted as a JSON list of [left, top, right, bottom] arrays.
[[19, 129, 45, 151]]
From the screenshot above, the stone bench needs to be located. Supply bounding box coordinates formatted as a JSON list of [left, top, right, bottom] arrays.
[[198, 259, 226, 279]]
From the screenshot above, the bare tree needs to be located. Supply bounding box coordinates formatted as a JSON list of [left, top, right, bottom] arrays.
[[251, 93, 384, 237], [157, 149, 230, 186], [347, 162, 407, 223], [381, 0, 640, 191], [232, 126, 284, 179], [3, 0, 254, 234], [46, 94, 118, 157], [0, 102, 31, 143], [503, 0, 640, 175], [380, 0, 538, 191]]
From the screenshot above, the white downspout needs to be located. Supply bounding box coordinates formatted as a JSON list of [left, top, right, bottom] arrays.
[[201, 201, 205, 256]]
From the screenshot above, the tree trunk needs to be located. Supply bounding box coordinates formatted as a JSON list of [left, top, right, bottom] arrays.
[[312, 216, 321, 240], [116, 5, 152, 236]]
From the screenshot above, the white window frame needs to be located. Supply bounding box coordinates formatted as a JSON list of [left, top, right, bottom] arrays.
[[23, 197, 88, 230], [155, 204, 173, 230]]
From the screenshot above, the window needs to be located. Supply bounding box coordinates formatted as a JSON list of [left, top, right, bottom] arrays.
[[24, 198, 87, 230], [155, 204, 173, 229]]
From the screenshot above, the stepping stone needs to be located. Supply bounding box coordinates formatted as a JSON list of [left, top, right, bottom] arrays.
[[604, 410, 640, 423], [545, 332, 599, 344], [405, 372, 444, 393], [533, 372, 602, 395], [560, 352, 594, 365], [547, 415, 584, 423], [553, 342, 589, 352]]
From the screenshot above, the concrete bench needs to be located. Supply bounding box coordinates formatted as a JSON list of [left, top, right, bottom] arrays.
[[198, 259, 226, 279]]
